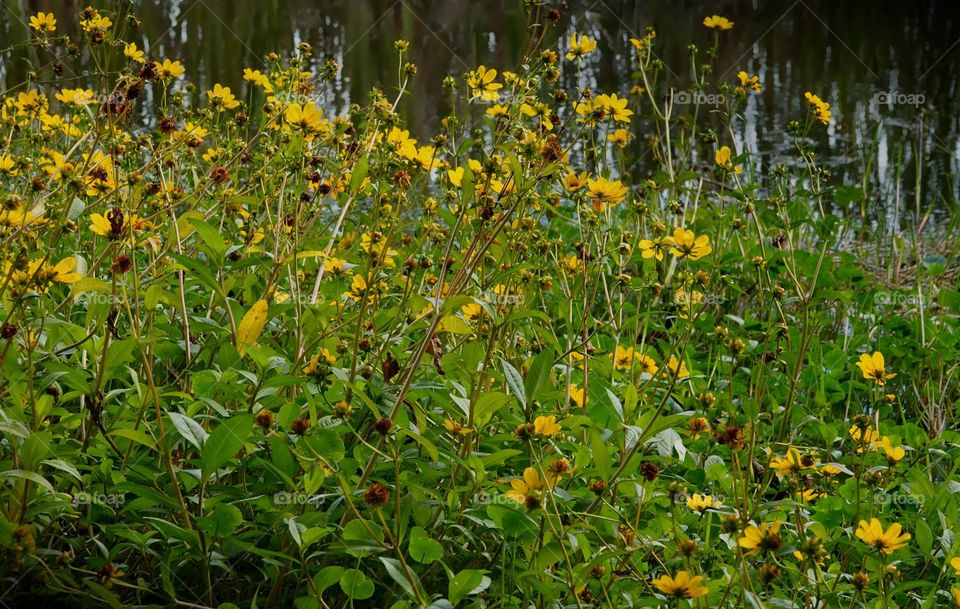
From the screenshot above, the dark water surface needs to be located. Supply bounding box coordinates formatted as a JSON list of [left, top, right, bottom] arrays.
[[3, 0, 959, 223]]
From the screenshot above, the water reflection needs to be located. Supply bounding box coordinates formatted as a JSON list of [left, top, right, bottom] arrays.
[[3, 0, 958, 221]]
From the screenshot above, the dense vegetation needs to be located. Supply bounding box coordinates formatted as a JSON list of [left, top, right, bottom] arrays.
[[1, 4, 959, 608]]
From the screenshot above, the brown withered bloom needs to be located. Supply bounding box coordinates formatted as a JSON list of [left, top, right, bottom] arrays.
[[851, 571, 870, 591], [588, 479, 607, 496], [139, 61, 159, 80], [373, 418, 393, 434], [515, 423, 535, 440], [210, 166, 229, 184], [639, 461, 659, 481], [290, 417, 311, 435], [393, 169, 411, 189], [758, 564, 780, 584], [1, 323, 16, 340], [111, 254, 132, 274], [364, 482, 390, 507], [255, 410, 274, 429], [716, 424, 746, 450], [678, 539, 698, 557], [549, 458, 570, 474], [159, 116, 176, 133]]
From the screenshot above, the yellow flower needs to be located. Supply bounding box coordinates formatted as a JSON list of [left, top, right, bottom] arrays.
[[737, 71, 762, 93], [302, 348, 337, 375], [443, 419, 472, 435], [466, 66, 502, 102], [666, 226, 712, 260], [243, 68, 273, 92], [461, 303, 483, 322], [345, 273, 367, 302], [505, 466, 556, 506], [569, 384, 587, 408], [285, 102, 324, 132], [738, 520, 783, 556], [561, 253, 581, 273], [89, 208, 152, 240], [804, 91, 832, 125], [953, 588, 960, 608], [820, 463, 842, 476], [565, 33, 597, 61], [12, 90, 47, 118], [848, 425, 878, 444], [0, 154, 18, 176], [596, 93, 633, 123], [80, 12, 112, 32], [207, 84, 240, 110], [629, 30, 657, 51], [715, 145, 742, 174], [855, 351, 895, 386], [613, 346, 638, 370], [651, 571, 708, 599], [6, 257, 82, 296], [486, 104, 509, 118], [637, 354, 658, 375], [607, 128, 631, 148], [666, 356, 689, 379], [409, 145, 440, 170], [29, 12, 57, 33], [386, 127, 418, 158], [586, 176, 627, 211], [951, 556, 960, 576], [201, 148, 221, 163], [770, 447, 805, 477], [686, 493, 718, 514], [50, 258, 82, 284], [124, 42, 145, 63], [855, 518, 910, 554], [55, 88, 96, 107], [323, 257, 346, 275], [447, 166, 465, 187], [798, 488, 826, 502], [159, 59, 185, 79], [703, 15, 733, 30], [533, 415, 561, 437], [879, 436, 905, 464], [638, 237, 670, 261], [562, 171, 589, 192]]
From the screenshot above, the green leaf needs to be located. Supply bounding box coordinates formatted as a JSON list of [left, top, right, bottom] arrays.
[[524, 348, 554, 403], [448, 569, 487, 606], [486, 504, 538, 539], [168, 412, 208, 451], [473, 392, 512, 427], [500, 358, 526, 407], [408, 526, 443, 564], [313, 566, 345, 595], [350, 155, 369, 195], [915, 519, 933, 556], [200, 413, 254, 484], [197, 503, 243, 537], [339, 569, 375, 599], [379, 557, 417, 599], [189, 218, 228, 261]]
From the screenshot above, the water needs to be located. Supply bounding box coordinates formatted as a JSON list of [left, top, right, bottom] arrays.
[[3, 0, 959, 222]]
